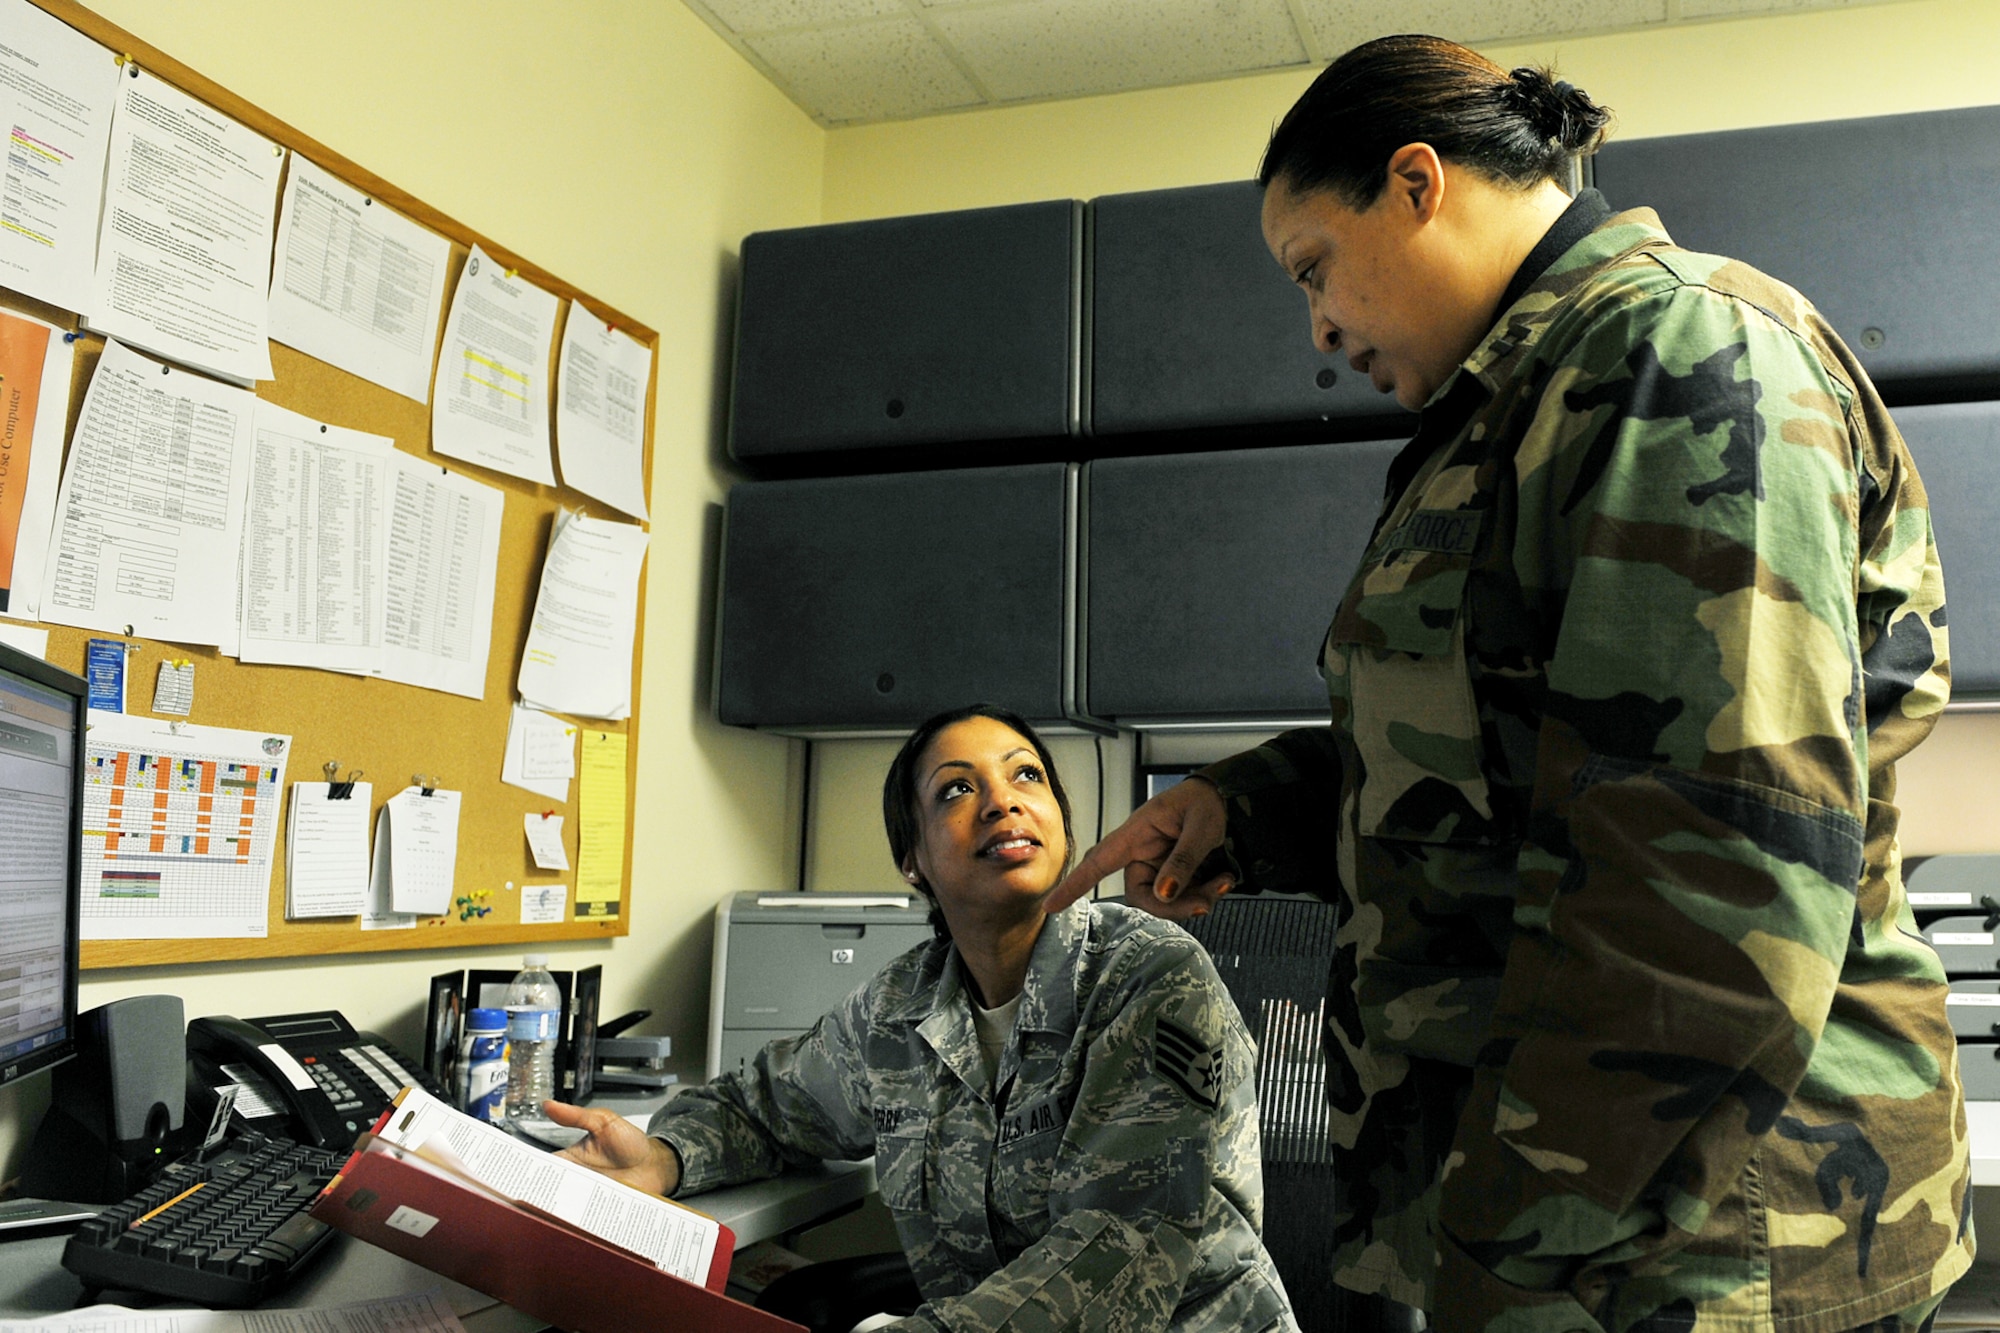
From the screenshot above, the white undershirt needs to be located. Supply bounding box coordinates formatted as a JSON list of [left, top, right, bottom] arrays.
[[971, 991, 1023, 1092]]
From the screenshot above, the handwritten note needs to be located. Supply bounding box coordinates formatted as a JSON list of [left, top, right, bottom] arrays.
[[576, 731, 626, 919], [524, 813, 569, 871]]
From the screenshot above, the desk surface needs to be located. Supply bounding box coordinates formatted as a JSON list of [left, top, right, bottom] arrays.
[[0, 1160, 876, 1325]]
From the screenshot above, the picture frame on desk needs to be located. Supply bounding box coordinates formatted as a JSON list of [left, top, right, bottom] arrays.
[[424, 970, 466, 1095], [569, 965, 602, 1103]]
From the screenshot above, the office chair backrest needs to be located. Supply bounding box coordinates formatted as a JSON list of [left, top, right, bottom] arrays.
[[1175, 893, 1343, 1328]]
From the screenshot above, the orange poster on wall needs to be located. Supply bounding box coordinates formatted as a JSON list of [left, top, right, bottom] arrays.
[[0, 309, 53, 606]]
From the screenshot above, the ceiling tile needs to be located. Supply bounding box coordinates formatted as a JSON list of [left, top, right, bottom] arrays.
[[929, 0, 1309, 102], [694, 0, 907, 34], [1677, 0, 1895, 16], [747, 19, 986, 123], [1297, 0, 1667, 57]]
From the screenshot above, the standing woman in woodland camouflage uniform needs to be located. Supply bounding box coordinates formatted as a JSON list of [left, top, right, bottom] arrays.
[[550, 703, 1300, 1333], [1051, 35, 1972, 1333]]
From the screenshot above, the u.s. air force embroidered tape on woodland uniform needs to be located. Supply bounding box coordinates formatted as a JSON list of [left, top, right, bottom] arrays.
[[652, 900, 1299, 1333], [1204, 205, 1971, 1332]]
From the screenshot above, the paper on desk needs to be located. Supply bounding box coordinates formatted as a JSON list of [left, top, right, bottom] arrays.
[[376, 1083, 720, 1285], [362, 801, 415, 931], [239, 402, 396, 672], [287, 780, 373, 918], [0, 308, 75, 623], [270, 156, 453, 404], [381, 457, 503, 699], [0, 1291, 471, 1333], [432, 244, 557, 484], [524, 813, 569, 871], [555, 313, 650, 518], [576, 729, 626, 919], [502, 702, 573, 802], [0, 0, 118, 314], [89, 67, 282, 383], [516, 510, 647, 719], [42, 339, 256, 646], [78, 712, 287, 941], [379, 784, 461, 916]]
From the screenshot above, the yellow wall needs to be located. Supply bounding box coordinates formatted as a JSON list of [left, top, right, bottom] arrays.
[[806, 0, 2000, 887], [0, 0, 823, 1172]]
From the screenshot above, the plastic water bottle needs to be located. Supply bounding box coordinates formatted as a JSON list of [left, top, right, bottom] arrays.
[[503, 955, 561, 1129]]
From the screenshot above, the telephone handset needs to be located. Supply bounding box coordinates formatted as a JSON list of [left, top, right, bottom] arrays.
[[186, 1010, 443, 1149]]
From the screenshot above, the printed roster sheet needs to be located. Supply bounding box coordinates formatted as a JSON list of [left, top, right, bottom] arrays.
[[41, 339, 256, 646], [381, 462, 504, 699], [269, 156, 452, 403], [238, 403, 395, 672], [79, 713, 290, 941]]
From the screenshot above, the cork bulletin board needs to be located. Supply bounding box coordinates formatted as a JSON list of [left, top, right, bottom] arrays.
[[7, 1, 656, 967]]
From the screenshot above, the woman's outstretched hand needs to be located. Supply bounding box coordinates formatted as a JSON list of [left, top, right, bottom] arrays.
[[547, 1099, 682, 1197], [1045, 775, 1232, 921]]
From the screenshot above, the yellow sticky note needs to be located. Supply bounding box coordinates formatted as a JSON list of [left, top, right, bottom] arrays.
[[576, 730, 627, 918]]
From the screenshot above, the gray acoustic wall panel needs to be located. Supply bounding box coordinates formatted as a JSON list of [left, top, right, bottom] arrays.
[[1593, 106, 2000, 396], [730, 201, 1080, 464], [1089, 181, 1411, 437], [1085, 439, 1399, 721], [1889, 401, 2000, 697], [717, 464, 1071, 731]]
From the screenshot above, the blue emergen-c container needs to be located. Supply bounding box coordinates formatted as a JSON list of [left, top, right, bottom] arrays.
[[460, 1007, 509, 1122]]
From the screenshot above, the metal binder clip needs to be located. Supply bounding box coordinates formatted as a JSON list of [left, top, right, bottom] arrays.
[[414, 773, 439, 797]]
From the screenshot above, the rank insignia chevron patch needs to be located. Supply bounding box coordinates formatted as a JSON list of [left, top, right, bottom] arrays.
[[1155, 1018, 1224, 1111]]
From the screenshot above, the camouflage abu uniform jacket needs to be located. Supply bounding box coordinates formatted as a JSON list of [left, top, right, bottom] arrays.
[[652, 899, 1299, 1333], [1204, 198, 1971, 1331]]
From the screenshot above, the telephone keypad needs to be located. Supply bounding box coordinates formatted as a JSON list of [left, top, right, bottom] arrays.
[[301, 1061, 365, 1112]]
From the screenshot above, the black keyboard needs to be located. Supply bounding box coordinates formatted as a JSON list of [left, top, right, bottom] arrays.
[[63, 1132, 346, 1306]]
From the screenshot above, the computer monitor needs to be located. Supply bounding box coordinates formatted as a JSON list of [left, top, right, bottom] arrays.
[[0, 637, 84, 1088]]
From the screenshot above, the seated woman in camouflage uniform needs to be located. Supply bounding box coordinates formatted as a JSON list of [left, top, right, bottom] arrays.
[[548, 702, 1299, 1333]]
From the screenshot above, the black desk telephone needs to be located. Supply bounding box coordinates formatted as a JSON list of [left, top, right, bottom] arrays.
[[186, 1011, 445, 1149]]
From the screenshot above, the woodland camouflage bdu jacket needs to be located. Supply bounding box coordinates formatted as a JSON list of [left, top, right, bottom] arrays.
[[1206, 206, 1972, 1331]]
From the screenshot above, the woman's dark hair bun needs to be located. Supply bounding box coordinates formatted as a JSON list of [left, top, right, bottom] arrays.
[[1507, 65, 1611, 154], [1259, 36, 1613, 206]]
